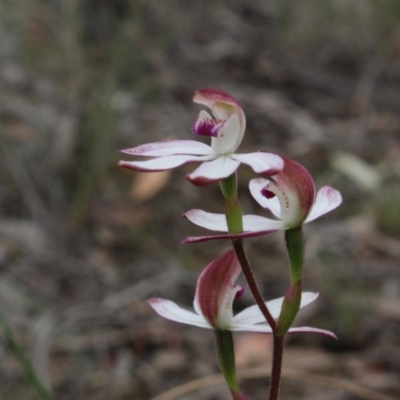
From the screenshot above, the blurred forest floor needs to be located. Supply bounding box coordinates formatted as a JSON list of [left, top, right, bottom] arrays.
[[0, 1, 400, 399]]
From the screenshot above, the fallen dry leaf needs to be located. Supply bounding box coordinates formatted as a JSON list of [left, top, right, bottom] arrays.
[[131, 170, 172, 202]]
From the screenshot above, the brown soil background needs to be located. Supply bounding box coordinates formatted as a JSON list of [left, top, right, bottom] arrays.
[[0, 1, 400, 399]]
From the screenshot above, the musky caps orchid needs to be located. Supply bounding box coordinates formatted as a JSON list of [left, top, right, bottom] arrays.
[[118, 88, 283, 186], [249, 158, 342, 229], [182, 158, 342, 243], [148, 250, 336, 338]]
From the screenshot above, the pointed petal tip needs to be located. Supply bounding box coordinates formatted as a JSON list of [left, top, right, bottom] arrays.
[[305, 186, 343, 223], [301, 292, 319, 302], [288, 326, 338, 339], [118, 160, 136, 170], [147, 297, 163, 306], [147, 298, 212, 328], [117, 160, 168, 172]]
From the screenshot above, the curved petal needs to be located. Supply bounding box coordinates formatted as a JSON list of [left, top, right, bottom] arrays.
[[194, 250, 241, 329], [148, 298, 211, 329], [193, 88, 242, 110], [119, 154, 213, 172], [249, 178, 282, 219], [233, 292, 319, 325], [287, 326, 337, 339], [305, 186, 342, 223], [119, 140, 213, 156], [184, 209, 228, 232], [271, 158, 316, 227], [231, 152, 283, 175], [211, 114, 242, 154], [193, 89, 246, 155], [184, 210, 284, 234], [186, 156, 240, 186], [233, 303, 279, 325], [243, 215, 285, 231], [182, 230, 277, 244]]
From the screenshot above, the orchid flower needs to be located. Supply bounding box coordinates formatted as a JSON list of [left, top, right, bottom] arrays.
[[148, 250, 336, 338], [119, 88, 283, 186], [182, 158, 342, 243]]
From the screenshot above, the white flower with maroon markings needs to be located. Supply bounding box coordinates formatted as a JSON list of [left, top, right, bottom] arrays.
[[182, 158, 342, 243], [119, 88, 283, 186], [148, 250, 336, 338]]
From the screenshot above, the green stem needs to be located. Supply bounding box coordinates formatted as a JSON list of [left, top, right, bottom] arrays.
[[215, 330, 247, 400], [221, 174, 243, 234], [215, 330, 238, 391], [277, 228, 304, 336], [0, 311, 54, 400], [276, 281, 302, 336], [284, 227, 304, 285], [220, 173, 238, 201]]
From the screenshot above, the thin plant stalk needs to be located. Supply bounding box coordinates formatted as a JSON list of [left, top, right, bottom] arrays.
[[0, 311, 54, 400], [231, 239, 276, 331], [232, 238, 283, 400], [221, 174, 283, 400]]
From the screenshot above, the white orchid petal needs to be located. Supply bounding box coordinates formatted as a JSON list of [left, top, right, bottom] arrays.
[[120, 140, 213, 156], [305, 186, 343, 223], [233, 292, 319, 325], [184, 210, 228, 232], [232, 152, 283, 175], [242, 215, 285, 231], [148, 298, 211, 329], [249, 178, 282, 219], [210, 114, 242, 154], [119, 154, 213, 172], [186, 156, 240, 186], [287, 327, 337, 339], [299, 292, 319, 307], [184, 210, 284, 234], [233, 300, 282, 325]]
